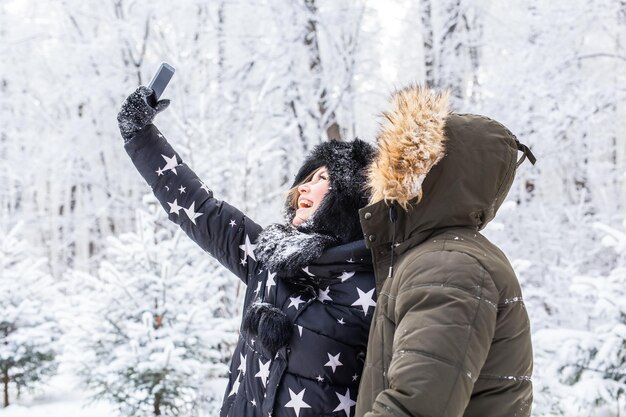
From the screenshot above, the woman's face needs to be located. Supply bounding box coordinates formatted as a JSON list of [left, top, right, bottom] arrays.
[[292, 167, 331, 226]]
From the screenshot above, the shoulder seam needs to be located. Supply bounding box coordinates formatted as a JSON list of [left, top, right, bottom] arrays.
[[398, 249, 497, 301]]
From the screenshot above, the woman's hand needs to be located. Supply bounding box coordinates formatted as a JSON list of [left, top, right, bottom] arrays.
[[117, 86, 170, 142]]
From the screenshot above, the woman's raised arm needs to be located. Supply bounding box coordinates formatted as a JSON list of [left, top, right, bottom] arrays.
[[118, 87, 262, 284]]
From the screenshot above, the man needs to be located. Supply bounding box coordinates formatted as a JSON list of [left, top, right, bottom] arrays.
[[355, 85, 534, 417]]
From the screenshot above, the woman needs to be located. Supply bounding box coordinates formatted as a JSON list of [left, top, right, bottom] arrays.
[[117, 86, 377, 417]]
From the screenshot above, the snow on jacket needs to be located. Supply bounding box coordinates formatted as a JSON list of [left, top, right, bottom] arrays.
[[354, 86, 534, 417], [124, 124, 376, 417]]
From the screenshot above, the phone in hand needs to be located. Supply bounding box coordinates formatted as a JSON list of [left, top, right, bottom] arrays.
[[147, 62, 175, 107]]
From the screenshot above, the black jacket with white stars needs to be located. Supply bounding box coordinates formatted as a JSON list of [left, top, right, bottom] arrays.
[[124, 124, 376, 417]]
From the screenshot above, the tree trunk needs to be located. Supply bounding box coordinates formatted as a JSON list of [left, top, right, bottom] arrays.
[[217, 1, 226, 96], [462, 7, 483, 106], [438, 0, 464, 102], [421, 0, 436, 88], [303, 0, 342, 140], [154, 391, 161, 415], [3, 367, 9, 408]]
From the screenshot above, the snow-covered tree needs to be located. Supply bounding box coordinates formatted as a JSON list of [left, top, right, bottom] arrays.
[[1, 0, 625, 414], [0, 223, 59, 407], [477, 0, 626, 334], [419, 0, 484, 108], [75, 207, 236, 416], [531, 220, 626, 416]]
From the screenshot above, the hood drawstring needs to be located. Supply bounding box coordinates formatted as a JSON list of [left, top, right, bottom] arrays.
[[515, 138, 537, 167], [388, 203, 398, 279]]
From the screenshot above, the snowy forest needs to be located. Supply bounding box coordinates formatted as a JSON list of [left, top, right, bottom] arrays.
[[1, 0, 625, 416]]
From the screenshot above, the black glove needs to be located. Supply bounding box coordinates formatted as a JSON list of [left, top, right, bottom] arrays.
[[117, 86, 170, 142]]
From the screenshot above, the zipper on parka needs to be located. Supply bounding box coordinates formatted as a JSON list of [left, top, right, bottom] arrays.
[[387, 203, 398, 279]]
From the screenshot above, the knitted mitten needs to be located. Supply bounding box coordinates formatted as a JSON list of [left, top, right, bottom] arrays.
[[117, 86, 170, 142]]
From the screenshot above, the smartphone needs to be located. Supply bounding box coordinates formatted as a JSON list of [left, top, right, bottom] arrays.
[[147, 62, 175, 107]]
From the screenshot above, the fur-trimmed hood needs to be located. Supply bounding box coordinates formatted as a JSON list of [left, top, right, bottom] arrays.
[[361, 85, 531, 253], [367, 85, 450, 209], [354, 85, 536, 417]]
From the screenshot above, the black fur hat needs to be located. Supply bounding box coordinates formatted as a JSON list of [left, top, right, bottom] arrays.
[[247, 139, 375, 356], [287, 139, 376, 243]]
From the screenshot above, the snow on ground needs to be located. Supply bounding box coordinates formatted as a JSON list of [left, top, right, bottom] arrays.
[[1, 372, 228, 417], [1, 372, 114, 417]]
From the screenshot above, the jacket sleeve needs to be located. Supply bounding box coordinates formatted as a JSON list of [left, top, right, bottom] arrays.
[[124, 124, 263, 284], [366, 251, 498, 417]]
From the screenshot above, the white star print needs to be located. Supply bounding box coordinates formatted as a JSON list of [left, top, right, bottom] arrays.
[[255, 358, 271, 388], [228, 372, 241, 396], [316, 375, 324, 382], [302, 266, 314, 276], [156, 166, 165, 176], [351, 287, 376, 316], [167, 199, 182, 215], [200, 182, 211, 194], [297, 325, 303, 336], [352, 373, 358, 381], [229, 219, 237, 227], [157, 133, 163, 138], [239, 235, 257, 262], [288, 296, 305, 310], [346, 258, 355, 263], [254, 281, 262, 296], [266, 271, 276, 295], [160, 153, 179, 174], [324, 352, 343, 373], [165, 185, 169, 191], [237, 353, 246, 374], [183, 201, 204, 225], [240, 258, 247, 266], [251, 399, 257, 406], [338, 271, 355, 282], [318, 286, 333, 303], [284, 388, 311, 417], [333, 388, 356, 417], [178, 185, 186, 193], [337, 317, 345, 325]]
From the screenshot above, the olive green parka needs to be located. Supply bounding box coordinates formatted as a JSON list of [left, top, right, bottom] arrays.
[[354, 86, 534, 417]]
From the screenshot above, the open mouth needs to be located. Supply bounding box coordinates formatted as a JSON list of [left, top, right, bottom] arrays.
[[298, 198, 313, 209]]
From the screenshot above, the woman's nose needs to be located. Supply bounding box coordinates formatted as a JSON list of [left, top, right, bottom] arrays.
[[298, 183, 310, 194]]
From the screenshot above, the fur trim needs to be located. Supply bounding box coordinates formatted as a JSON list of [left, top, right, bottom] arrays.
[[257, 305, 293, 354], [254, 224, 337, 276], [242, 302, 293, 356], [368, 85, 450, 209]]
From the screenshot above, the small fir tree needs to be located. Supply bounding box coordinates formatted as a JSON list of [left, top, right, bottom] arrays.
[[77, 208, 235, 417], [534, 220, 626, 416], [0, 223, 59, 407]]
